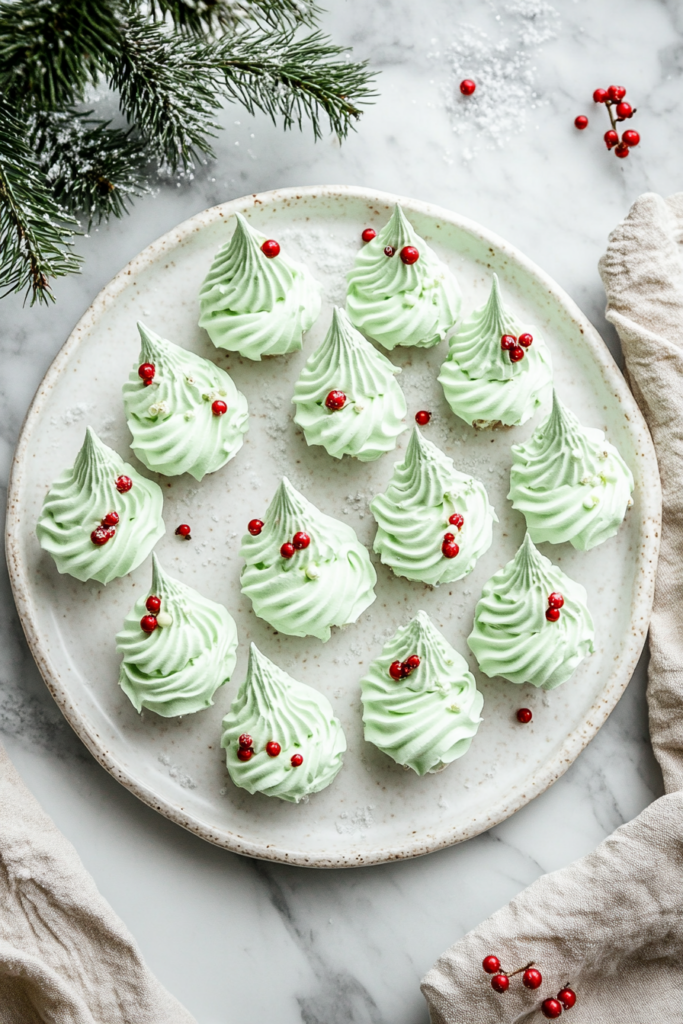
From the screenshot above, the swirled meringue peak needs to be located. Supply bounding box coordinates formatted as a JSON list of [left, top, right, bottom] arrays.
[[240, 477, 376, 641], [240, 477, 376, 638], [116, 555, 237, 717], [36, 427, 164, 584], [468, 533, 595, 690], [345, 205, 461, 350], [508, 391, 634, 550], [122, 322, 248, 480], [292, 307, 407, 461], [438, 274, 553, 427], [371, 426, 497, 585], [221, 643, 346, 802], [198, 213, 321, 360], [360, 611, 483, 775]]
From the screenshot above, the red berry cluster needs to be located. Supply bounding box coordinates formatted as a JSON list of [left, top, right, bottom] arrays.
[[115, 475, 132, 493], [261, 239, 281, 258], [91, 510, 119, 546], [578, 85, 640, 158], [415, 410, 431, 426], [140, 594, 162, 634], [238, 735, 287, 761], [389, 654, 420, 680], [325, 389, 347, 411], [175, 523, 192, 539], [281, 531, 311, 559], [442, 514, 464, 559], [542, 988, 577, 1019], [482, 956, 542, 993], [545, 592, 564, 622], [380, 242, 420, 264], [138, 362, 155, 386], [501, 332, 533, 363]]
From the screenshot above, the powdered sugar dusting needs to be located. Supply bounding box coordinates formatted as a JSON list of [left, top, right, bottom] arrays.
[[433, 0, 560, 158]]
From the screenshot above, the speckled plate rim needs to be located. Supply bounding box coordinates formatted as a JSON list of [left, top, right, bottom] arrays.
[[6, 184, 661, 868]]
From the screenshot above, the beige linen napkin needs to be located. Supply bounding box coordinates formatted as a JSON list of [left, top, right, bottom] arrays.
[[0, 743, 196, 1024], [421, 192, 683, 1023]]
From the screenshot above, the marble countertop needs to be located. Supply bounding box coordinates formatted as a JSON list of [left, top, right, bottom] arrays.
[[0, 1, 676, 1020]]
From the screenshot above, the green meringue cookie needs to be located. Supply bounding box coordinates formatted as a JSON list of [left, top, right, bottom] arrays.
[[438, 274, 553, 427], [346, 205, 461, 350], [36, 427, 164, 584], [371, 426, 497, 585], [221, 643, 346, 802], [508, 391, 634, 550], [240, 477, 376, 642], [122, 322, 248, 480], [292, 307, 407, 461], [468, 533, 595, 690], [198, 212, 321, 360], [116, 554, 237, 717], [360, 610, 483, 775]]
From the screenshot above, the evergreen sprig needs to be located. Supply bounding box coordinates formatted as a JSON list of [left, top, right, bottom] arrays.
[[0, 0, 377, 305]]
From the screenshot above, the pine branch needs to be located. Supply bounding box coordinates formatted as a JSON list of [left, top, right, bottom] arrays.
[[109, 17, 223, 172], [214, 27, 377, 139], [0, 101, 81, 305], [147, 0, 320, 34], [0, 0, 122, 111], [31, 110, 150, 227]]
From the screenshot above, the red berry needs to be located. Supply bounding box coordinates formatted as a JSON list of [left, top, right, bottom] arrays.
[[607, 85, 626, 101], [292, 531, 310, 550], [615, 142, 630, 158], [266, 741, 281, 757], [615, 101, 632, 118], [574, 115, 588, 130], [280, 542, 295, 559], [138, 362, 155, 382], [546, 607, 561, 622], [325, 389, 346, 411], [415, 410, 431, 426], [91, 526, 114, 546], [400, 245, 420, 265], [460, 78, 476, 96], [548, 592, 564, 609], [261, 239, 280, 258], [290, 753, 304, 767], [557, 987, 576, 1009], [237, 748, 253, 762], [482, 955, 501, 974], [518, 332, 533, 348], [449, 513, 464, 530], [500, 334, 516, 350], [442, 540, 460, 559], [212, 399, 227, 416], [101, 510, 119, 527], [593, 88, 608, 103], [140, 614, 158, 633], [361, 227, 377, 242], [389, 661, 404, 680], [604, 129, 619, 149], [115, 475, 132, 493], [405, 654, 421, 671], [491, 974, 509, 994], [622, 129, 640, 147], [523, 968, 542, 989], [510, 346, 525, 363], [146, 595, 161, 613], [248, 519, 264, 536], [444, 532, 455, 542], [175, 524, 191, 538], [541, 998, 563, 1019], [517, 708, 533, 724], [239, 734, 253, 748], [384, 245, 396, 257]]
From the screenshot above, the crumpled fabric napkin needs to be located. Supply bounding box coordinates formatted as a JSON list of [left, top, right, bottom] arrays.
[[421, 192, 683, 1023], [0, 743, 196, 1024]]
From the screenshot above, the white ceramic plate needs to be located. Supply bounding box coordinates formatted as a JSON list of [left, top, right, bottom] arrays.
[[6, 186, 660, 867]]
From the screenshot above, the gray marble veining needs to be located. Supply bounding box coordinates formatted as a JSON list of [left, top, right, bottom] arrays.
[[0, 0, 674, 1020]]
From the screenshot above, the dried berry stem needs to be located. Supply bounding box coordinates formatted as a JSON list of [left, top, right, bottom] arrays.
[[505, 961, 535, 978]]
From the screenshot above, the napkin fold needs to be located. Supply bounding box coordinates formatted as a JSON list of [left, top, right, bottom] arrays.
[[0, 743, 196, 1024], [421, 192, 683, 1022]]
